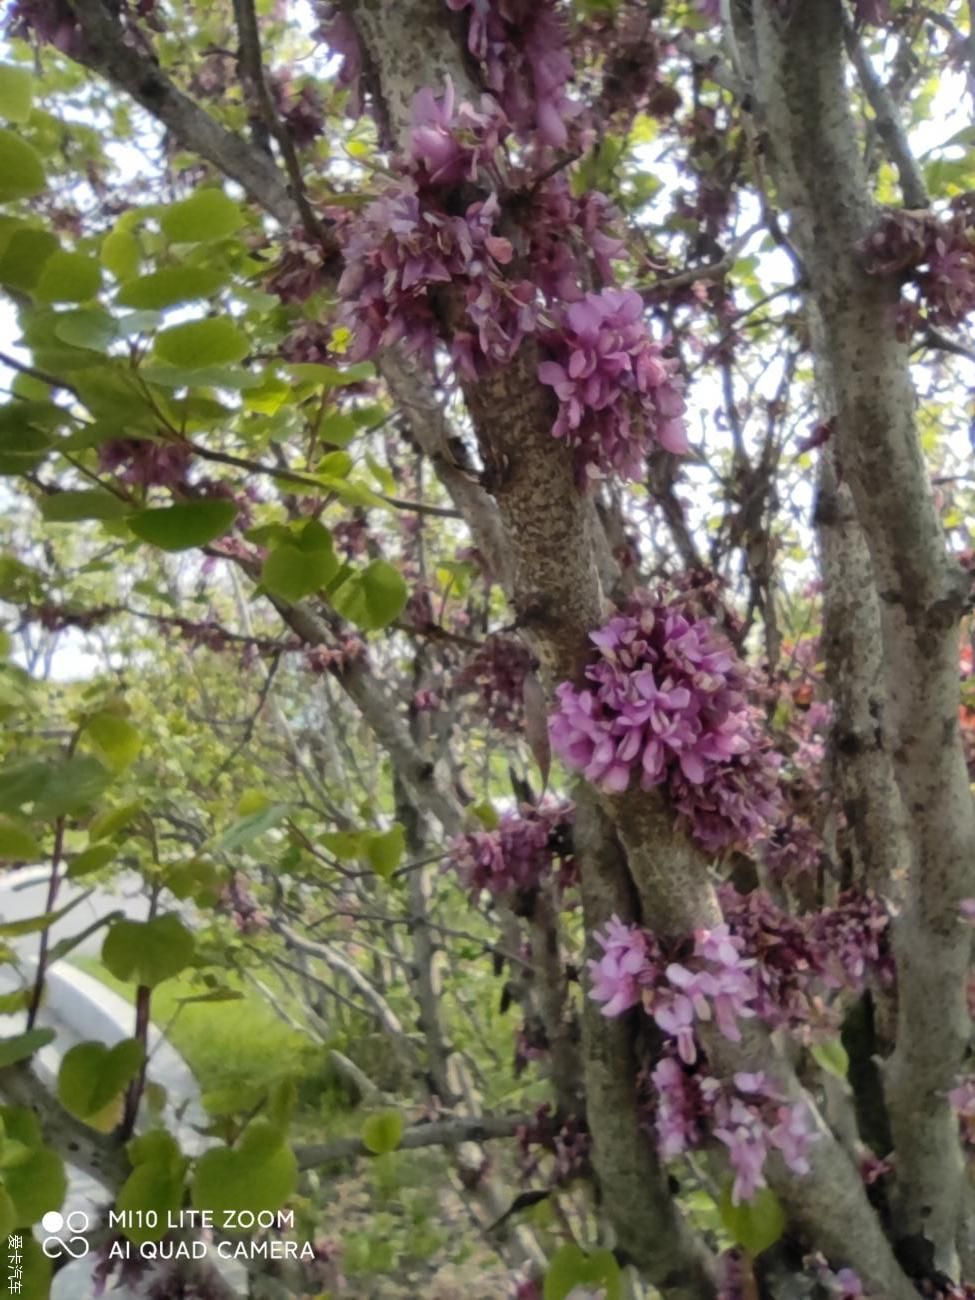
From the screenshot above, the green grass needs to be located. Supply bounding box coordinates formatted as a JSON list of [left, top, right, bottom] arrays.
[[72, 955, 316, 1097]]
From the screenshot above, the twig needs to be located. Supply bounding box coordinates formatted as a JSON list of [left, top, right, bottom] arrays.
[[295, 1112, 531, 1169]]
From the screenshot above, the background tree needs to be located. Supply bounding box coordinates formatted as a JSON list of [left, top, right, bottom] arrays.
[[1, 0, 975, 1296]]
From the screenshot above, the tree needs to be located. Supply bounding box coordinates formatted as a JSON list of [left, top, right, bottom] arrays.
[[0, 0, 973, 1295]]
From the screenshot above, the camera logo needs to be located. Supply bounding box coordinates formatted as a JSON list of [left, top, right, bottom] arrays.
[[40, 1211, 90, 1260]]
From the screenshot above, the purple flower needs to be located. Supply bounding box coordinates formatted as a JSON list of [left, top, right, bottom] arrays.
[[408, 80, 508, 187], [587, 915, 650, 1017], [550, 590, 783, 852], [538, 288, 686, 484], [98, 437, 191, 488], [338, 181, 534, 375], [446, 0, 580, 150], [446, 800, 574, 899], [714, 1096, 771, 1203]]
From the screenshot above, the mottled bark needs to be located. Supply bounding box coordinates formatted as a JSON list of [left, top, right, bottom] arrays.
[[574, 791, 717, 1299], [817, 446, 910, 903]]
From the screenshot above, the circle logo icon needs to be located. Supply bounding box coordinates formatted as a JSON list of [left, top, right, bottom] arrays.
[[41, 1210, 90, 1259]]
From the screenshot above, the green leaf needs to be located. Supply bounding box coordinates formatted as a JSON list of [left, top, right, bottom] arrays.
[[718, 1183, 787, 1257], [116, 1131, 187, 1243], [0, 760, 49, 813], [85, 711, 142, 771], [0, 816, 41, 861], [0, 129, 45, 202], [0, 66, 32, 124], [57, 1038, 144, 1131], [101, 228, 140, 281], [33, 755, 111, 817], [154, 317, 249, 369], [67, 842, 116, 879], [319, 410, 359, 447], [102, 913, 195, 989], [163, 857, 222, 904], [362, 825, 405, 880], [129, 499, 238, 551], [160, 190, 244, 243], [287, 362, 375, 387], [218, 803, 290, 851], [116, 266, 227, 310], [471, 801, 499, 830], [321, 830, 361, 859], [191, 1120, 296, 1219], [40, 491, 130, 523], [330, 559, 408, 631], [3, 1142, 65, 1225], [361, 1110, 405, 1155], [88, 799, 143, 842], [811, 1038, 849, 1080], [0, 1029, 55, 1069], [544, 1244, 622, 1300], [140, 364, 263, 390], [0, 228, 56, 290], [53, 307, 119, 352], [33, 251, 102, 303], [261, 543, 339, 603]]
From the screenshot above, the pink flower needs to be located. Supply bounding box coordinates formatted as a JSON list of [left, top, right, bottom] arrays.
[[538, 289, 686, 483], [446, 0, 580, 150], [588, 916, 650, 1017], [446, 800, 574, 898], [550, 590, 783, 852]]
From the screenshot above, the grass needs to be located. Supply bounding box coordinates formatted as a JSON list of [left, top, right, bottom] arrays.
[[72, 955, 316, 1098]]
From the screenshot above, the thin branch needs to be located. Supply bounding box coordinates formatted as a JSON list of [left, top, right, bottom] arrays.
[[844, 16, 929, 209], [295, 1112, 531, 1169], [231, 0, 324, 238], [69, 0, 298, 225]]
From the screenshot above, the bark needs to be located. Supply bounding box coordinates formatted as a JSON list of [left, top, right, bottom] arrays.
[[295, 1111, 533, 1168], [574, 791, 717, 1299], [817, 446, 911, 903], [743, 0, 975, 1270]]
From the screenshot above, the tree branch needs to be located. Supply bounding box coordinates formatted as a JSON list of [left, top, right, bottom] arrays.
[[68, 0, 298, 224], [295, 1112, 531, 1169]]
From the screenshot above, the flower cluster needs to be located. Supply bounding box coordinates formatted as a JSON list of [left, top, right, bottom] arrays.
[[527, 176, 625, 303], [588, 889, 891, 1200], [446, 799, 574, 898], [8, 0, 160, 57], [549, 593, 782, 852], [220, 874, 270, 935], [271, 75, 326, 148], [316, 2, 363, 116], [446, 0, 579, 149], [98, 437, 192, 489], [456, 634, 533, 731], [588, 917, 758, 1061], [538, 289, 687, 482], [338, 181, 530, 372], [651, 1057, 816, 1204], [862, 199, 975, 333], [717, 885, 892, 1032], [517, 1104, 591, 1186]]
